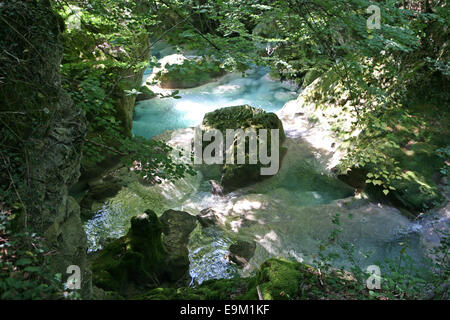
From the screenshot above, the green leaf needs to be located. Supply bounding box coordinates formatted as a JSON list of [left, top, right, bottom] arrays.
[[23, 266, 41, 273], [16, 258, 32, 266]]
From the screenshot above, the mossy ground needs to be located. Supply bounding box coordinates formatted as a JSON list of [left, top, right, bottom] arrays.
[[132, 258, 368, 300]]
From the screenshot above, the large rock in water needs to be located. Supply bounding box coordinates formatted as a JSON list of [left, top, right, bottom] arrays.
[[79, 176, 123, 220], [159, 209, 197, 284], [228, 240, 256, 268], [92, 209, 197, 296], [91, 210, 166, 295], [201, 105, 286, 192]]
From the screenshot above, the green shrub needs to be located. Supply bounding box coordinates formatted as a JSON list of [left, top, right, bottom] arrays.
[[0, 207, 67, 300]]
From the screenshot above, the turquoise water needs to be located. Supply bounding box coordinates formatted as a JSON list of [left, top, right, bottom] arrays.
[[132, 68, 298, 139], [180, 138, 427, 283], [86, 55, 431, 285]]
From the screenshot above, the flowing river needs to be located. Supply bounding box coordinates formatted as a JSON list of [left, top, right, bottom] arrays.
[[132, 67, 298, 138], [84, 51, 442, 285]]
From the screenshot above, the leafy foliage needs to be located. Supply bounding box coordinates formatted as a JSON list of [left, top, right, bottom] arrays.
[[152, 1, 448, 208], [155, 57, 225, 88], [54, 0, 195, 181], [0, 207, 68, 300], [1, 0, 449, 300], [314, 212, 449, 300]]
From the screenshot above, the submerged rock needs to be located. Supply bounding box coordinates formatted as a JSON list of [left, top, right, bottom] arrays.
[[91, 210, 167, 295], [80, 177, 123, 220], [160, 209, 198, 284], [209, 179, 223, 196], [197, 208, 222, 228], [201, 105, 286, 193], [228, 240, 256, 268]]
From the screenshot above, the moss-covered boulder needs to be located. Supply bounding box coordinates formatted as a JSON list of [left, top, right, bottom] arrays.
[[337, 143, 444, 213], [390, 170, 443, 212], [252, 258, 361, 300], [255, 259, 303, 300], [91, 209, 198, 296], [79, 177, 123, 220], [91, 210, 166, 295], [388, 143, 444, 212], [155, 58, 225, 89], [201, 105, 286, 192]]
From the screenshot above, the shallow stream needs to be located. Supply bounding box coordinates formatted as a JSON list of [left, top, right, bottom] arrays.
[[85, 51, 434, 284]]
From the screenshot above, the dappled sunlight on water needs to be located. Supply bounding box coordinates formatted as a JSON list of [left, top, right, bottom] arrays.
[[85, 57, 431, 284], [188, 226, 239, 285], [85, 134, 429, 284], [84, 171, 201, 252]]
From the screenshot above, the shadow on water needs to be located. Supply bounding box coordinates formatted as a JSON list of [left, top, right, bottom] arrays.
[[85, 56, 431, 284]]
